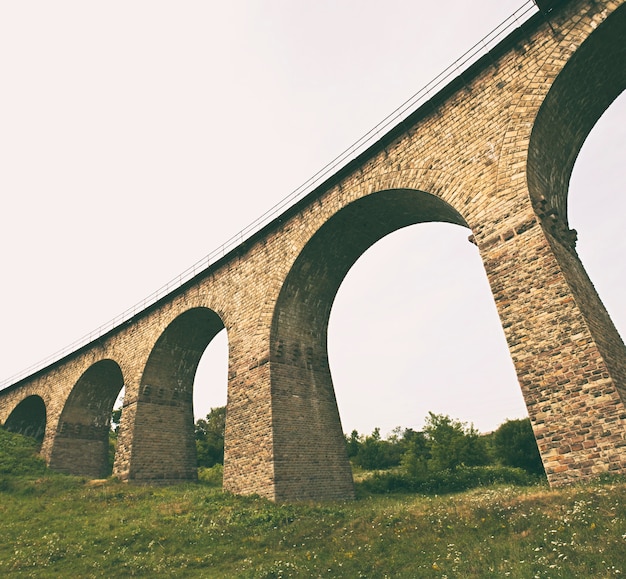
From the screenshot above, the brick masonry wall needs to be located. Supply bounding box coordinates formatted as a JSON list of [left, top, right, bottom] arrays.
[[1, 0, 625, 500]]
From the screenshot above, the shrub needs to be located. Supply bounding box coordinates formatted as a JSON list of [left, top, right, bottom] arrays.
[[492, 418, 545, 475], [417, 465, 539, 494], [353, 428, 403, 470], [400, 432, 429, 479], [345, 430, 361, 459], [198, 464, 223, 487], [357, 465, 540, 496]]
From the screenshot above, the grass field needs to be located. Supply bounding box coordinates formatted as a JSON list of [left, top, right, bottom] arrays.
[[1, 429, 626, 578]]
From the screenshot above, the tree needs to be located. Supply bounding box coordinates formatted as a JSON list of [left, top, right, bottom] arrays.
[[353, 427, 404, 470], [492, 418, 544, 475], [195, 406, 226, 468], [423, 412, 489, 471], [400, 430, 430, 479], [345, 430, 361, 458]]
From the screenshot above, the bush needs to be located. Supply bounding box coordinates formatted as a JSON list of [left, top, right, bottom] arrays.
[[417, 465, 540, 494], [345, 430, 361, 459], [400, 432, 429, 479], [357, 470, 413, 494], [347, 413, 547, 495], [353, 428, 403, 470], [198, 464, 223, 487], [492, 418, 545, 475], [357, 465, 541, 496], [423, 412, 489, 471]]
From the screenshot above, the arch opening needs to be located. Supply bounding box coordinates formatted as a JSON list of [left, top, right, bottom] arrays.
[[193, 327, 228, 421], [329, 222, 526, 438], [49, 359, 124, 477], [4, 395, 47, 446], [272, 189, 468, 358], [270, 188, 480, 500], [128, 307, 226, 483]]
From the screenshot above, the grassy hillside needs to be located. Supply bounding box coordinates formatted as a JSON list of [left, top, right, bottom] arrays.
[[1, 428, 626, 578]]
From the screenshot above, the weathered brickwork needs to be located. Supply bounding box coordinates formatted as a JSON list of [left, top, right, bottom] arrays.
[[1, 0, 625, 499]]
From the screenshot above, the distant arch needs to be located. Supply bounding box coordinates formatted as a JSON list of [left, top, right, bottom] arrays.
[[127, 307, 226, 482], [49, 359, 124, 477], [4, 395, 47, 445]]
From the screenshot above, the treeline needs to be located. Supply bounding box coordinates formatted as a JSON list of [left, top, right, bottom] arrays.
[[111, 406, 545, 493], [347, 413, 545, 494], [347, 412, 544, 475], [193, 407, 545, 491]]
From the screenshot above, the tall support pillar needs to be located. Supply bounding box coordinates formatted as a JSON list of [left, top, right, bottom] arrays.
[[222, 356, 280, 500], [222, 325, 355, 502], [479, 212, 626, 484]]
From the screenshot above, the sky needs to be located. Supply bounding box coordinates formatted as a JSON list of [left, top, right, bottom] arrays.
[[1, 1, 624, 437]]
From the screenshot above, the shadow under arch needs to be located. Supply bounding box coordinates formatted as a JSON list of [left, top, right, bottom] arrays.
[[49, 359, 124, 477], [527, 3, 626, 397], [4, 395, 47, 446], [126, 307, 225, 483], [270, 188, 468, 501]]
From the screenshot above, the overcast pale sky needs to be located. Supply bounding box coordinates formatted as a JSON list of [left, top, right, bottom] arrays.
[[1, 1, 624, 436]]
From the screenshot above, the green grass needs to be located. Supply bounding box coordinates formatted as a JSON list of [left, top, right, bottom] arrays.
[[2, 428, 626, 578]]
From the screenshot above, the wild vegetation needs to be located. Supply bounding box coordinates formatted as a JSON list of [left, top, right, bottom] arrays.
[[345, 413, 545, 495], [195, 406, 226, 468], [193, 407, 546, 493], [2, 419, 626, 577]]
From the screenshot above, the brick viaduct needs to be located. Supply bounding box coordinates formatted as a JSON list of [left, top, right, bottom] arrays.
[[1, 0, 625, 501]]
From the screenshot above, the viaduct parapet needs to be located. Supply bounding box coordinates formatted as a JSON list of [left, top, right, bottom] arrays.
[[1, 0, 625, 501]]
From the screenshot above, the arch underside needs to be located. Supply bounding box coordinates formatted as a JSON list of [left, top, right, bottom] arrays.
[[126, 307, 225, 482], [49, 359, 124, 477], [4, 395, 47, 444], [270, 189, 468, 500], [528, 3, 626, 228]]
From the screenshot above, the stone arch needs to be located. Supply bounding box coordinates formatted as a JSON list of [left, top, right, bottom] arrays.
[[126, 307, 225, 483], [4, 394, 47, 445], [527, 2, 626, 239], [49, 359, 124, 477], [269, 188, 468, 500]]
